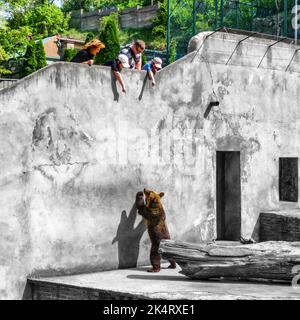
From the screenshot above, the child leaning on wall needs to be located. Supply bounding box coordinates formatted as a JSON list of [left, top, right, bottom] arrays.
[[142, 57, 162, 87], [104, 54, 130, 93]]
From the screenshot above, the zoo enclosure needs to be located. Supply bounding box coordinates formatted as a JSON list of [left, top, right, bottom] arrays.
[[166, 0, 300, 62]]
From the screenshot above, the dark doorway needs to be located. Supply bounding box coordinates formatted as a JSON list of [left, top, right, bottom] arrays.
[[216, 151, 241, 240]]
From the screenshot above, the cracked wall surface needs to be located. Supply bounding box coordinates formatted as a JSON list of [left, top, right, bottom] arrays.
[[1, 31, 300, 299]]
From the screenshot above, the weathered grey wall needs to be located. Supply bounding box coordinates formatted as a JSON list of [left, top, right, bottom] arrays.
[[1, 31, 300, 299], [0, 79, 18, 90], [70, 4, 158, 32]]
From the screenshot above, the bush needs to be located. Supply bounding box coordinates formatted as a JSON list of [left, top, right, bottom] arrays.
[[22, 41, 37, 77], [0, 46, 11, 76], [141, 52, 147, 66], [35, 40, 47, 70], [169, 39, 177, 64], [95, 14, 120, 64], [85, 32, 96, 44], [63, 48, 78, 62]]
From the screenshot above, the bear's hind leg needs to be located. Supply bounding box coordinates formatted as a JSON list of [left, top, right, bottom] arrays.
[[148, 243, 161, 272], [167, 259, 176, 269]]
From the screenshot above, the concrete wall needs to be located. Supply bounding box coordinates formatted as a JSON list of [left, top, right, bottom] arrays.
[[119, 4, 159, 29], [70, 4, 158, 32], [0, 79, 18, 90], [1, 30, 300, 299]]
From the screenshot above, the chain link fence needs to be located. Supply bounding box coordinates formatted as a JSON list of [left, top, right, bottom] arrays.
[[168, 0, 300, 60]]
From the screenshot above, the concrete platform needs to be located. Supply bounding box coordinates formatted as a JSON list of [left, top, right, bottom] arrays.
[[28, 263, 300, 300]]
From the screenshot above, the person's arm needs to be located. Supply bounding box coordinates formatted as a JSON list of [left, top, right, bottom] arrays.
[[147, 70, 156, 86], [113, 71, 126, 93], [82, 59, 94, 65], [135, 59, 142, 70]]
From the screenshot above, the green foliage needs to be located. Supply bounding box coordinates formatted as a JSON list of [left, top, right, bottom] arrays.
[[63, 47, 78, 61], [0, 26, 31, 58], [258, 0, 295, 13], [62, 0, 154, 12], [120, 26, 165, 50], [60, 28, 89, 41], [62, 0, 99, 12], [24, 4, 70, 38], [169, 39, 176, 64], [35, 39, 47, 70], [95, 14, 120, 64], [4, 2, 69, 38], [22, 41, 37, 76], [85, 32, 95, 43], [152, 0, 167, 39], [141, 52, 147, 65], [0, 45, 11, 75]]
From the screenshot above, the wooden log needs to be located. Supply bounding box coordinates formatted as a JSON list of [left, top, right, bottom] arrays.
[[159, 240, 300, 282]]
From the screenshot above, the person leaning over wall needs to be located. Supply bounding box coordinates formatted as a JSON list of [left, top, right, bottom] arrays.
[[104, 54, 130, 93], [119, 39, 145, 70], [71, 39, 105, 66], [142, 57, 162, 87]]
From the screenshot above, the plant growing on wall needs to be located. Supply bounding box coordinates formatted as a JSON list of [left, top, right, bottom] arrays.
[[35, 39, 47, 70], [95, 13, 120, 64]]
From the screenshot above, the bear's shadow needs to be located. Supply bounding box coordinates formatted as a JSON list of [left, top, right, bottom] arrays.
[[112, 204, 146, 269]]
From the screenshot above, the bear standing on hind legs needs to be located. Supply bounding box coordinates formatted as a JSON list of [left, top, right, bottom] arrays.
[[135, 189, 176, 272]]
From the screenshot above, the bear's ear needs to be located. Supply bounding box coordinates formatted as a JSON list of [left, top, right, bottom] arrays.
[[159, 192, 165, 198], [144, 188, 150, 195]]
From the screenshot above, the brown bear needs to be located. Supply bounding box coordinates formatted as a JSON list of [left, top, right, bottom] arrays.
[[135, 188, 176, 272]]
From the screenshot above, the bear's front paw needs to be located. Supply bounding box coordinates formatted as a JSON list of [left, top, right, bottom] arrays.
[[135, 191, 145, 208]]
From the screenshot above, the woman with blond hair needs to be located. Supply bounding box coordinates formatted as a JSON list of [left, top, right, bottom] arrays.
[[71, 39, 105, 66]]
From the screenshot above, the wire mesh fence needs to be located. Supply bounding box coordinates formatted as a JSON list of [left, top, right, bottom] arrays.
[[167, 0, 300, 61]]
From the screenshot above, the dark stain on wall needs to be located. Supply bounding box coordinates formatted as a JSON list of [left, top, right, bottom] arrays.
[[112, 206, 146, 269], [32, 108, 56, 147]]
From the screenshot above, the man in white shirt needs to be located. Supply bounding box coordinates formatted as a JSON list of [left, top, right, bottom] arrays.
[[119, 39, 145, 70]]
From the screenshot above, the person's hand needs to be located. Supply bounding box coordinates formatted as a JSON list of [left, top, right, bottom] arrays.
[[122, 86, 127, 93], [88, 59, 94, 66], [152, 80, 156, 87]]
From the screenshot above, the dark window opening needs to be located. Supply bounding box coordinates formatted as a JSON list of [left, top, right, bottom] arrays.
[[279, 157, 298, 202]]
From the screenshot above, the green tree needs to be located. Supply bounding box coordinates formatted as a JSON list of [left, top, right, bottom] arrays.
[[62, 0, 155, 12], [152, 0, 167, 39], [95, 14, 120, 64], [35, 39, 47, 70], [141, 52, 147, 65], [0, 45, 11, 75], [24, 3, 70, 38], [22, 41, 37, 76], [4, 1, 69, 38], [62, 0, 98, 12], [85, 32, 95, 43], [0, 26, 32, 58], [63, 47, 78, 61], [169, 39, 176, 63]]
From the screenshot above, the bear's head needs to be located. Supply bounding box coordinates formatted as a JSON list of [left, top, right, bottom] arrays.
[[143, 188, 164, 210]]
